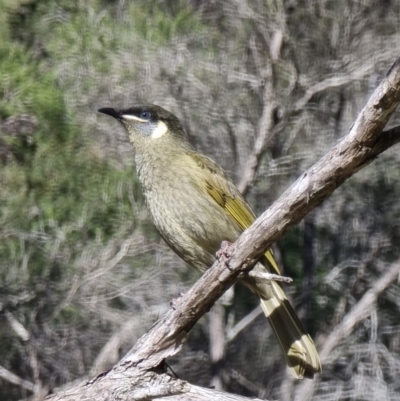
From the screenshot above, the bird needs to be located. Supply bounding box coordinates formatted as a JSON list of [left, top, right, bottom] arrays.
[[98, 104, 321, 379]]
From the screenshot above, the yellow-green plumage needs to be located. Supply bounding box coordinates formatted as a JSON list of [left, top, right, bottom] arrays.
[[98, 104, 321, 379]]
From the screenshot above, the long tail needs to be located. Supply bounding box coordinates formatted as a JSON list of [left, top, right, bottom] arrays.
[[241, 265, 321, 379]]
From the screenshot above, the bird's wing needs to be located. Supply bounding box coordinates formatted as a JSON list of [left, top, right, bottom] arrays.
[[189, 151, 280, 275]]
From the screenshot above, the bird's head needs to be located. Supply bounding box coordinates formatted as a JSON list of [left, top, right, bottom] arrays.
[[98, 104, 187, 151]]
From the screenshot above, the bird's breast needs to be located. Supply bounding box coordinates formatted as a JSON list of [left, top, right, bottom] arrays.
[[137, 161, 241, 271]]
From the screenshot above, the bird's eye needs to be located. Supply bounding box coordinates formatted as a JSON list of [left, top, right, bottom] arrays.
[[139, 111, 151, 120]]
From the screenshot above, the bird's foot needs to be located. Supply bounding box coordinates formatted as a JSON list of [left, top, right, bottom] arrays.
[[170, 292, 185, 309], [239, 271, 293, 283], [216, 240, 233, 269]]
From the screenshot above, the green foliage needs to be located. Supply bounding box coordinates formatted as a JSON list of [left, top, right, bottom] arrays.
[[0, 41, 136, 274], [0, 2, 145, 381], [128, 1, 203, 43]]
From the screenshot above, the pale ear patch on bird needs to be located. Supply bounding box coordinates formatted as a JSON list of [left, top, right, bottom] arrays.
[[122, 115, 148, 123], [151, 120, 168, 139]]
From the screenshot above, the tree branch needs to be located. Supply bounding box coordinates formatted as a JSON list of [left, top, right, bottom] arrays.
[[4, 310, 30, 342], [237, 71, 276, 195], [46, 57, 400, 401], [320, 260, 400, 361], [226, 306, 264, 342], [0, 365, 35, 393]]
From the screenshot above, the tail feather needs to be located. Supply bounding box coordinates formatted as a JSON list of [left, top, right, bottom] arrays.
[[241, 265, 321, 379]]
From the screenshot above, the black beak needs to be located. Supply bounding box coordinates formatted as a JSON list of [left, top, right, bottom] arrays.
[[98, 108, 122, 119]]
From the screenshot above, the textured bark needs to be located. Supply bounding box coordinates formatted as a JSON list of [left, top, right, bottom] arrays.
[[46, 58, 400, 401]]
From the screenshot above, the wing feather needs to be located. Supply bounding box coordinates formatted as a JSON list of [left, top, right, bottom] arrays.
[[190, 151, 280, 274]]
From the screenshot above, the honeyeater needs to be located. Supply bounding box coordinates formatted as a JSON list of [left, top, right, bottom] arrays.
[[98, 104, 321, 379]]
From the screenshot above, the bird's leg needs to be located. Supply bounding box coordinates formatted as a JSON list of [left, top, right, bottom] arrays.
[[216, 240, 233, 269]]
